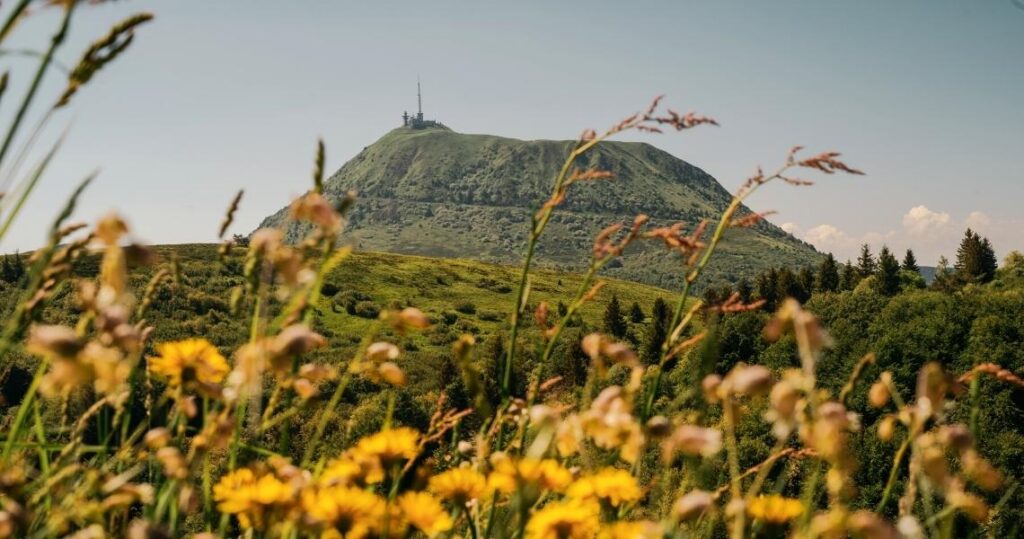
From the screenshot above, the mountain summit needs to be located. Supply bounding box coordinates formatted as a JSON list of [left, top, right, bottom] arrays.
[[260, 128, 820, 289]]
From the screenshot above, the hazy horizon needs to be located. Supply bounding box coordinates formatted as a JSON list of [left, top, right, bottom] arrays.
[[2, 1, 1022, 265]]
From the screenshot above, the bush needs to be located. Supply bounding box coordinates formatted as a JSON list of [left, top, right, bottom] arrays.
[[352, 300, 381, 319], [453, 300, 476, 314], [478, 309, 502, 322]]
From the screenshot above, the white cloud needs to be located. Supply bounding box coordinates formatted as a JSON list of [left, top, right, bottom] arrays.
[[785, 205, 1019, 264], [780, 222, 802, 236], [965, 211, 992, 232], [804, 224, 847, 246], [902, 205, 951, 236]]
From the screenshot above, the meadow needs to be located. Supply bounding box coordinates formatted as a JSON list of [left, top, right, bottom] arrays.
[[0, 3, 1021, 539]]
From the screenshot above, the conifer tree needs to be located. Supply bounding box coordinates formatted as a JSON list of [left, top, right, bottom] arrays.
[[756, 268, 779, 310], [642, 298, 670, 364], [901, 249, 920, 274], [840, 260, 858, 291], [980, 238, 998, 283], [776, 268, 808, 303], [875, 246, 901, 296], [856, 244, 876, 277], [736, 278, 753, 303], [628, 302, 645, 323], [816, 253, 840, 293], [603, 295, 627, 338], [797, 266, 815, 302], [955, 229, 997, 284]]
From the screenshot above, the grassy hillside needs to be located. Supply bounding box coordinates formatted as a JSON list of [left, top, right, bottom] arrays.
[[260, 127, 821, 290], [4, 244, 676, 396]]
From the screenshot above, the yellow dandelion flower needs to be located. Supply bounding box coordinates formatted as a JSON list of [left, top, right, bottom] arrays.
[[489, 458, 573, 494], [396, 492, 453, 537], [525, 498, 600, 539], [302, 485, 386, 537], [428, 467, 489, 504], [213, 468, 293, 530], [351, 427, 420, 467], [598, 521, 662, 539], [148, 338, 229, 387], [321, 457, 364, 487], [566, 468, 643, 507], [746, 495, 804, 524], [213, 468, 258, 515]]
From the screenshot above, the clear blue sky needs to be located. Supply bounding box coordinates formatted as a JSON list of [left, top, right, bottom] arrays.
[[3, 0, 1022, 264]]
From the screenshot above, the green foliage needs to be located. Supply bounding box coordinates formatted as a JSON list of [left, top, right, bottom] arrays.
[[629, 301, 645, 323], [642, 297, 670, 365], [874, 246, 901, 296], [816, 252, 839, 293], [901, 248, 919, 274], [603, 295, 627, 338], [857, 243, 876, 277], [955, 228, 998, 284]]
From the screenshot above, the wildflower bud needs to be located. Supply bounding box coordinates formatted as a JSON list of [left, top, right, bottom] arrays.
[[179, 484, 199, 513], [702, 375, 722, 403], [377, 362, 406, 387], [180, 396, 198, 418], [938, 424, 973, 451], [644, 416, 671, 439], [366, 342, 400, 362], [156, 447, 188, 480], [662, 425, 723, 459], [26, 325, 82, 358], [603, 342, 638, 366], [270, 325, 326, 361], [399, 307, 430, 328], [727, 364, 772, 396], [962, 450, 1002, 491], [581, 333, 603, 359], [144, 428, 171, 449], [529, 405, 557, 426], [769, 380, 799, 420], [948, 490, 988, 522], [293, 378, 317, 400], [95, 213, 128, 246], [868, 381, 890, 408], [673, 490, 713, 521], [921, 445, 948, 485], [897, 516, 924, 539], [877, 416, 896, 441], [847, 511, 899, 539], [127, 520, 171, 539], [457, 440, 474, 456]]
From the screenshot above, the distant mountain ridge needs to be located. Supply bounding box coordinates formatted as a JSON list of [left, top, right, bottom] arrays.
[[260, 127, 821, 290]]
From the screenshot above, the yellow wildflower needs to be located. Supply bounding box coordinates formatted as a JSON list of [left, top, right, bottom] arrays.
[[351, 427, 420, 466], [598, 521, 662, 539], [525, 498, 600, 539], [428, 467, 489, 504], [746, 495, 804, 524], [213, 468, 293, 530], [566, 468, 643, 507], [346, 428, 421, 483], [302, 485, 386, 537], [148, 338, 229, 387], [488, 457, 573, 494], [321, 457, 364, 487], [396, 492, 453, 537]]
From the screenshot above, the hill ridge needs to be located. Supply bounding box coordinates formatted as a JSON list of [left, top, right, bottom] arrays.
[[260, 128, 820, 290]]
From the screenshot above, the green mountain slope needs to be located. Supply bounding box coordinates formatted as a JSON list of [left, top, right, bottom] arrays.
[[260, 127, 821, 290]]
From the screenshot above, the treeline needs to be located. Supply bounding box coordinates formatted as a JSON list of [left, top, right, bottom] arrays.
[[700, 227, 1000, 310]]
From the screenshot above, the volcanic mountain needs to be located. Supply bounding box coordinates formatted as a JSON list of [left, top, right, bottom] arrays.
[[259, 126, 821, 290]]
